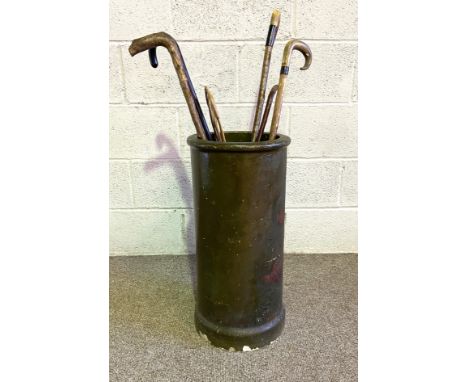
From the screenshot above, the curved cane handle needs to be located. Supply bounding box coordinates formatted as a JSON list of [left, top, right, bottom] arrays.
[[269, 40, 312, 141], [128, 32, 211, 140]]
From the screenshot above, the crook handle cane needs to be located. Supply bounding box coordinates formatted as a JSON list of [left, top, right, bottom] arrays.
[[129, 32, 212, 140], [268, 40, 312, 141]]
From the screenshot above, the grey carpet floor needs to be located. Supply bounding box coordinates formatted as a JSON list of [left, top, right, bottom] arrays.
[[110, 254, 357, 382]]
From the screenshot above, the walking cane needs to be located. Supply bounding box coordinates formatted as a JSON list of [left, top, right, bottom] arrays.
[[250, 10, 281, 141], [129, 32, 212, 140], [205, 87, 226, 142], [255, 84, 278, 142], [268, 40, 312, 141]]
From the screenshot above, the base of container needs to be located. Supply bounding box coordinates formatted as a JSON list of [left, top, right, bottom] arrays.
[[195, 307, 285, 351]]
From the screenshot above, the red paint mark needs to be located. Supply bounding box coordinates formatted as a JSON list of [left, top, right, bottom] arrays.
[[277, 210, 285, 224], [262, 260, 282, 283]]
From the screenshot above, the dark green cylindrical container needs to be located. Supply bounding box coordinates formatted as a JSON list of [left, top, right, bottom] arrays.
[[187, 131, 290, 351]]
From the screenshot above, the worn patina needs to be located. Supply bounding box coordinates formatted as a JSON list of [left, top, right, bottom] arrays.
[[188, 132, 290, 350]]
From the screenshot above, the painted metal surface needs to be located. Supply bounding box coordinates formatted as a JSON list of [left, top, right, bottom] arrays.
[[188, 132, 290, 350]]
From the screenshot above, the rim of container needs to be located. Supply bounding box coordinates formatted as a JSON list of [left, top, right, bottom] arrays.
[[187, 132, 291, 152]]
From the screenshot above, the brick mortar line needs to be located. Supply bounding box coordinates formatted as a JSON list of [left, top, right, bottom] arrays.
[[236, 45, 241, 102], [110, 206, 358, 211], [338, 163, 345, 205], [288, 157, 358, 160], [111, 159, 191, 163], [175, 108, 182, 161], [109, 253, 189, 256], [117, 46, 129, 104], [109, 157, 357, 161], [109, 252, 358, 256], [292, 0, 298, 36], [179, 210, 186, 251], [351, 53, 358, 101], [285, 158, 358, 162], [109, 39, 358, 44], [126, 160, 135, 208], [128, 159, 136, 206], [109, 102, 357, 107]]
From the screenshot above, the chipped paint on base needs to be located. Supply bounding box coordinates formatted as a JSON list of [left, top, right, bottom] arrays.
[[198, 331, 210, 343], [242, 345, 259, 352], [198, 329, 262, 352]]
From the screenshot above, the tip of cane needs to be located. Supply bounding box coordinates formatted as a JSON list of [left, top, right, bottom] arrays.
[[128, 44, 137, 56], [271, 9, 281, 26]]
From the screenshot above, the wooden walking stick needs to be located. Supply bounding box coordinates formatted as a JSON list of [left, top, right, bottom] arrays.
[[255, 84, 278, 142], [128, 32, 212, 140], [268, 40, 312, 141], [250, 10, 281, 142], [205, 87, 226, 142], [205, 89, 221, 141]]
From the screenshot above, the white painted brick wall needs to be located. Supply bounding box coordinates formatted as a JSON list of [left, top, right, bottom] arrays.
[[240, 42, 356, 102], [109, 45, 124, 103], [285, 209, 357, 253], [296, 0, 358, 39], [289, 105, 357, 157], [109, 161, 132, 208], [110, 106, 179, 158], [109, 0, 358, 255], [131, 160, 193, 208], [341, 160, 358, 206], [110, 210, 183, 255]]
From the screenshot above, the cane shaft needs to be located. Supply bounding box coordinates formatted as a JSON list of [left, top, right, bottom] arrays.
[[268, 39, 312, 141], [268, 75, 286, 141], [251, 11, 280, 142], [205, 87, 226, 142], [208, 103, 222, 141], [256, 84, 278, 142], [129, 32, 210, 140]]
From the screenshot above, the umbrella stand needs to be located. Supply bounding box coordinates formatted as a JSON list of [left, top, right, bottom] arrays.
[[188, 132, 290, 350]]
